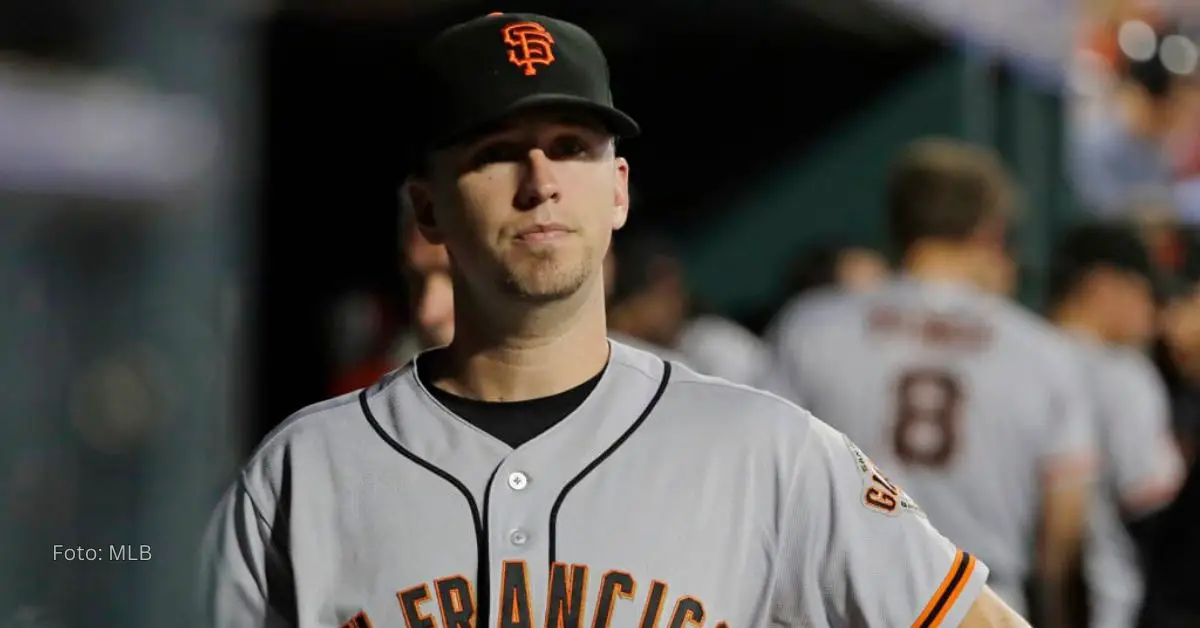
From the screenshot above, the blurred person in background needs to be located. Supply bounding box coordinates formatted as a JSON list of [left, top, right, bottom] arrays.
[[327, 205, 455, 395], [326, 290, 402, 396], [601, 237, 689, 364], [1154, 280, 1200, 459], [765, 137, 1096, 626], [1070, 19, 1200, 220], [606, 228, 771, 385], [1047, 223, 1186, 628], [1137, 233, 1200, 628], [391, 203, 456, 364], [786, 240, 891, 297], [741, 240, 889, 337]]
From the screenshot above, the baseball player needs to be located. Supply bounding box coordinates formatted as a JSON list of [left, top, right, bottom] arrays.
[[606, 227, 769, 386], [764, 138, 1096, 624], [1047, 224, 1185, 628], [200, 14, 1028, 627], [391, 202, 457, 366], [601, 239, 693, 365]]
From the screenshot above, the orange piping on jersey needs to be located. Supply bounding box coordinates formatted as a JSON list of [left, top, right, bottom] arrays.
[[912, 550, 977, 628]]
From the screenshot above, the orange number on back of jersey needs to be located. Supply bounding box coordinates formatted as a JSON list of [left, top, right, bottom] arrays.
[[893, 369, 963, 468]]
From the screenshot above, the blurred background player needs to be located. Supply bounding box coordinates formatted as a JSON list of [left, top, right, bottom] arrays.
[[328, 203, 454, 395], [765, 137, 1096, 625], [1047, 223, 1186, 628], [606, 227, 770, 385], [787, 239, 892, 296], [392, 202, 455, 364], [1154, 279, 1200, 460], [742, 239, 890, 336], [1139, 276, 1200, 627]]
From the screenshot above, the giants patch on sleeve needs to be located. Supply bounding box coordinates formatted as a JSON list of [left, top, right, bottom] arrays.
[[843, 435, 924, 518]]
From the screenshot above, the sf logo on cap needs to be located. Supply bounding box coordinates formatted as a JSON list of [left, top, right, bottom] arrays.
[[502, 21, 556, 76]]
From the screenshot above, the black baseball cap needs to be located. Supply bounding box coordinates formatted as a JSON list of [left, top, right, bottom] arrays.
[[409, 12, 639, 160]]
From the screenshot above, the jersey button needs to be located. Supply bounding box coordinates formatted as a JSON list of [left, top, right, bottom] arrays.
[[509, 529, 528, 546], [507, 472, 529, 491]]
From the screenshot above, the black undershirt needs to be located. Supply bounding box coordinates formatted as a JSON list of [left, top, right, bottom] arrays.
[[417, 352, 606, 448]]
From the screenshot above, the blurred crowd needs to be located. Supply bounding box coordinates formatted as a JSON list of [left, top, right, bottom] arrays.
[[1071, 1, 1200, 221], [325, 129, 1200, 626]]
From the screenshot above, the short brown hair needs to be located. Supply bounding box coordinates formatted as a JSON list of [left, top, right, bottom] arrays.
[[886, 137, 1016, 252]]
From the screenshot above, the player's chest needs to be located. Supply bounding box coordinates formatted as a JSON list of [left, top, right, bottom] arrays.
[[285, 459, 777, 628]]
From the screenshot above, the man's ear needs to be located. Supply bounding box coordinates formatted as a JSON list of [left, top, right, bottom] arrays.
[[400, 178, 444, 245], [612, 156, 630, 231]]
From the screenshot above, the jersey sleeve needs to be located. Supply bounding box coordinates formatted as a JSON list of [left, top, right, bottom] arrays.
[[198, 473, 296, 628], [779, 416, 991, 626], [1038, 344, 1099, 481], [1099, 357, 1185, 514]]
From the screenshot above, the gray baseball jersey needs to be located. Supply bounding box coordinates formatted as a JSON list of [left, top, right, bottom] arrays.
[[764, 279, 1095, 614], [1070, 339, 1185, 628], [200, 340, 989, 627], [676, 315, 772, 387]]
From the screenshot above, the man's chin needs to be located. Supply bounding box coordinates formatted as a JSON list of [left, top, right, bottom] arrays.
[[498, 265, 591, 303]]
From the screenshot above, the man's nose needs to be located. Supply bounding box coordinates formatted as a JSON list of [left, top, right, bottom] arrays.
[[515, 149, 560, 210]]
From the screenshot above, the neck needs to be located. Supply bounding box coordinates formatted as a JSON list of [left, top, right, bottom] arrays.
[[1052, 300, 1108, 343], [435, 277, 610, 401], [902, 243, 982, 288]]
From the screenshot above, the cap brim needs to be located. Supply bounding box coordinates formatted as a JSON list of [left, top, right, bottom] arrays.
[[435, 93, 640, 150]]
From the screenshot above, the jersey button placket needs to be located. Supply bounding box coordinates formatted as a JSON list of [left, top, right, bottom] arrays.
[[507, 471, 528, 491], [492, 464, 540, 563]]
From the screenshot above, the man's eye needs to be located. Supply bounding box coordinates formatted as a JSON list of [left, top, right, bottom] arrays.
[[548, 136, 589, 159], [470, 143, 522, 167]]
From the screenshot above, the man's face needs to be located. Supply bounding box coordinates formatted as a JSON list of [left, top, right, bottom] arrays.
[[412, 111, 630, 304], [1161, 286, 1200, 379], [1108, 269, 1157, 347], [404, 236, 455, 349]]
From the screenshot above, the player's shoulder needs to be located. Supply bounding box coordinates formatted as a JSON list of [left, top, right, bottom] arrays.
[[657, 356, 825, 446], [1101, 344, 1167, 390], [768, 286, 867, 338], [662, 364, 886, 488], [234, 371, 405, 491], [985, 296, 1082, 360]]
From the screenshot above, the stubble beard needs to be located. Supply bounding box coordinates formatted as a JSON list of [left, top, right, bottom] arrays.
[[498, 245, 595, 303]]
